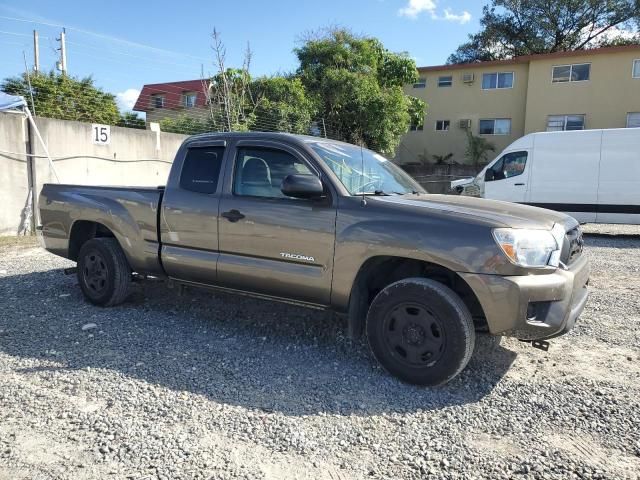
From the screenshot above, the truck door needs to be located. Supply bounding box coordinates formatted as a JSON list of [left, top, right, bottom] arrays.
[[160, 141, 226, 284], [217, 140, 337, 306], [482, 150, 530, 203]]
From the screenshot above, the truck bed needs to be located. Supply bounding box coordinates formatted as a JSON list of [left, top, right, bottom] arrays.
[[38, 183, 165, 276]]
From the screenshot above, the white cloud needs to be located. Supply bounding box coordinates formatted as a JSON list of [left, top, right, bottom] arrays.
[[442, 8, 472, 25], [116, 88, 140, 112], [398, 0, 437, 19], [397, 1, 472, 24]]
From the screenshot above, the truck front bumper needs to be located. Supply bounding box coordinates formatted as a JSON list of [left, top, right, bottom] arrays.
[[459, 254, 590, 340]]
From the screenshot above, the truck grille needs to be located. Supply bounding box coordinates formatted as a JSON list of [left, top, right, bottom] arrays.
[[561, 226, 584, 266]]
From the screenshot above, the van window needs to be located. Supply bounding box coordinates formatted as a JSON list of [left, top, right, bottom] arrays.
[[179, 146, 225, 194], [485, 151, 528, 181]]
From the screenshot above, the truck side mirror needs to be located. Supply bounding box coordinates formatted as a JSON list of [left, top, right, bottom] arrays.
[[281, 174, 325, 199], [484, 169, 495, 182]]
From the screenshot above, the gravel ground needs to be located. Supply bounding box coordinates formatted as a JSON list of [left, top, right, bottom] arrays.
[[0, 227, 639, 480]]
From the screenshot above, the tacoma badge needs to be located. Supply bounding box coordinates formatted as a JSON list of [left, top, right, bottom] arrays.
[[280, 252, 315, 262]]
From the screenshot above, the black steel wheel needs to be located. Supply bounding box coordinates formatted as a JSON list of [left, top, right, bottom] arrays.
[[77, 238, 131, 306], [366, 278, 475, 386], [82, 251, 109, 296], [382, 303, 446, 368]]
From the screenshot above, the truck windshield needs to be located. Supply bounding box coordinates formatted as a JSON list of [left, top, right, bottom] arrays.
[[310, 142, 426, 195]]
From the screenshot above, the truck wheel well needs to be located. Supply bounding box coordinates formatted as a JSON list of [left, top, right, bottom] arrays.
[[347, 256, 487, 339], [68, 221, 115, 261]]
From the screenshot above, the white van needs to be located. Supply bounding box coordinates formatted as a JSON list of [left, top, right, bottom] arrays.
[[454, 128, 640, 224]]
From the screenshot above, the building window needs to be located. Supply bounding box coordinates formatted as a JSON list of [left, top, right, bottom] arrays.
[[479, 118, 511, 135], [435, 120, 450, 131], [183, 92, 197, 108], [633, 60, 640, 79], [152, 95, 165, 108], [438, 76, 453, 87], [552, 63, 590, 83], [409, 124, 424, 132], [482, 72, 514, 89], [627, 112, 640, 128], [547, 115, 585, 131], [413, 77, 426, 88]]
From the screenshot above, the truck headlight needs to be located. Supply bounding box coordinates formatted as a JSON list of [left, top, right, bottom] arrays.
[[492, 225, 564, 268]]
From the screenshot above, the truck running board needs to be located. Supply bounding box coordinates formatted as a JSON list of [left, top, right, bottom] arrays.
[[519, 339, 550, 352]]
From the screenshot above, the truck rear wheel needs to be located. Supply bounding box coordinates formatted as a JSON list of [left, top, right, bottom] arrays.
[[366, 278, 475, 386], [77, 238, 131, 307]]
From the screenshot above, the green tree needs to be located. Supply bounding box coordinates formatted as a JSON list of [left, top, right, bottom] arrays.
[[249, 76, 316, 134], [207, 67, 254, 131], [295, 28, 426, 155], [117, 112, 146, 129], [449, 0, 640, 64], [159, 115, 214, 135], [1, 71, 120, 124], [465, 131, 495, 168]]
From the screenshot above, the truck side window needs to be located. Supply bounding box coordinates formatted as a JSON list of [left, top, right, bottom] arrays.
[[179, 146, 225, 194], [485, 151, 527, 181], [234, 147, 313, 198]]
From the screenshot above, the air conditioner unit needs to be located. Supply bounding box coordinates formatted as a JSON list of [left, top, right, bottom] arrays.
[[462, 73, 475, 84], [459, 119, 472, 129]]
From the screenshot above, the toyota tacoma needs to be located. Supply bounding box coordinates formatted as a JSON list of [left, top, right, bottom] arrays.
[[38, 132, 589, 385]]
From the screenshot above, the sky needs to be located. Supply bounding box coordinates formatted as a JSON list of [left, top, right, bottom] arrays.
[[0, 0, 484, 112]]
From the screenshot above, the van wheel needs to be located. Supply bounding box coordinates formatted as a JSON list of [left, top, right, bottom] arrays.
[[77, 238, 131, 306], [366, 278, 475, 386]]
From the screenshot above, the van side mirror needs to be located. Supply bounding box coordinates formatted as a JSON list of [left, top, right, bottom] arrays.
[[484, 169, 495, 181], [281, 174, 325, 199]]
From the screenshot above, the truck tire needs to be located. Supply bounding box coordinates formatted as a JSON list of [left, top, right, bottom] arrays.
[[77, 238, 131, 307], [366, 278, 475, 386]]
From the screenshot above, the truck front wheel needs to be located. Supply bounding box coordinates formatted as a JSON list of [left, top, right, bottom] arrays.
[[366, 278, 475, 386], [77, 238, 131, 307]]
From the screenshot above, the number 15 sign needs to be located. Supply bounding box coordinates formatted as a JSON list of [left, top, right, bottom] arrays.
[[91, 124, 111, 145]]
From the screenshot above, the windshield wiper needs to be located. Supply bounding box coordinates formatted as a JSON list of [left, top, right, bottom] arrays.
[[388, 190, 422, 196], [354, 190, 392, 196]]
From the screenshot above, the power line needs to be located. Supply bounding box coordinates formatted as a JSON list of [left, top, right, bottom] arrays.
[[65, 40, 203, 70], [0, 15, 211, 62]]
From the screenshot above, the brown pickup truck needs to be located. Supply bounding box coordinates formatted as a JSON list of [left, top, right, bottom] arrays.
[[38, 132, 589, 385]]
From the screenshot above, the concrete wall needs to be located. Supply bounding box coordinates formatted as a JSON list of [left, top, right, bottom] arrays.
[[0, 113, 30, 236], [0, 113, 188, 235]]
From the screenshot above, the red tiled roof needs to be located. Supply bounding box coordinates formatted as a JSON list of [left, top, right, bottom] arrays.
[[418, 44, 640, 72], [133, 79, 209, 112]]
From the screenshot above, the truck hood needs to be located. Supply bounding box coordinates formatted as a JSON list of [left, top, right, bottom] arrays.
[[372, 194, 577, 230]]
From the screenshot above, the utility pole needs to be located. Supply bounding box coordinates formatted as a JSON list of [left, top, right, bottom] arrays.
[[56, 28, 67, 74], [33, 30, 40, 73]]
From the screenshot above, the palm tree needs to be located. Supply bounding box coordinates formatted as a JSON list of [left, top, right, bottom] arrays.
[[432, 153, 454, 165], [465, 131, 495, 168]]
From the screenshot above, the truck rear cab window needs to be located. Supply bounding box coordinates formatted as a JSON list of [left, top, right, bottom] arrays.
[[179, 146, 225, 194], [485, 151, 528, 181]]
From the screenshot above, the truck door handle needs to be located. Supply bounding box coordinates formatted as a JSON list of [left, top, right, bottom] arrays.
[[514, 183, 525, 186], [221, 209, 245, 222]]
